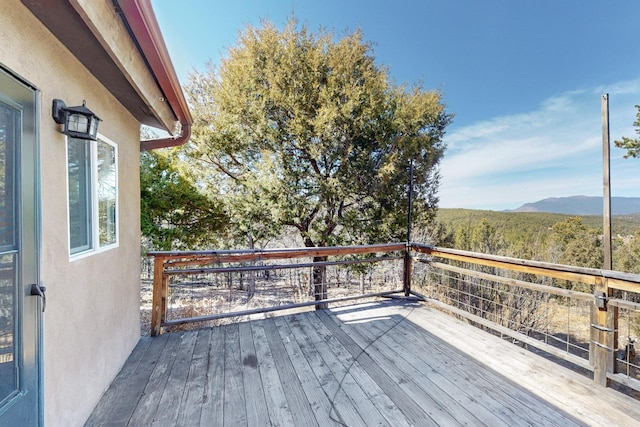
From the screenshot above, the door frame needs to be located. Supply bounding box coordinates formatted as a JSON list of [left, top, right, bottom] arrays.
[[0, 64, 42, 425]]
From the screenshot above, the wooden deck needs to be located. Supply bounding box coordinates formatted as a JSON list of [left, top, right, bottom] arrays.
[[85, 300, 640, 426]]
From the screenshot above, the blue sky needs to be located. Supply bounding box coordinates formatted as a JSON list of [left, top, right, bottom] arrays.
[[152, 0, 640, 211]]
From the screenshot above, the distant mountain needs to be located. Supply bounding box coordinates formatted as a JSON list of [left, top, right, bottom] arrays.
[[511, 196, 640, 215]]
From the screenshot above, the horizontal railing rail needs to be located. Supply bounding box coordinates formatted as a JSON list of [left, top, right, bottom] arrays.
[[412, 244, 640, 292], [163, 255, 404, 276], [149, 243, 406, 265]]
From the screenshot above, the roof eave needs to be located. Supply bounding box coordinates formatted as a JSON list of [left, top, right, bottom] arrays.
[[116, 0, 193, 150]]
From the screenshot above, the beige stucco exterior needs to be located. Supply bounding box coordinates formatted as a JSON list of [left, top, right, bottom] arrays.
[[1, 1, 141, 425]]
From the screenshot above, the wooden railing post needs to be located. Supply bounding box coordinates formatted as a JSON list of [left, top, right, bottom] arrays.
[[150, 255, 167, 336], [591, 276, 616, 386]]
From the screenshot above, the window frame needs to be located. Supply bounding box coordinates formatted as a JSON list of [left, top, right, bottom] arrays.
[[66, 133, 119, 259]]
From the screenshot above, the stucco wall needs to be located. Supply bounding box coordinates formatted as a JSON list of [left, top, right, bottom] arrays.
[[0, 2, 141, 425]]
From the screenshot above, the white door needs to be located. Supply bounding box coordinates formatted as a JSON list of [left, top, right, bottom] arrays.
[[0, 68, 41, 425]]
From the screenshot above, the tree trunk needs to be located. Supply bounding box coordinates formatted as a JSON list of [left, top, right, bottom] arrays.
[[302, 236, 328, 310], [313, 256, 328, 309]]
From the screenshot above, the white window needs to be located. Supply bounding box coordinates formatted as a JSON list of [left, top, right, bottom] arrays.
[[67, 135, 118, 257]]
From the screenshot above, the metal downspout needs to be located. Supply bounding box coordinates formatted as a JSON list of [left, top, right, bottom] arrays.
[[140, 123, 191, 151]]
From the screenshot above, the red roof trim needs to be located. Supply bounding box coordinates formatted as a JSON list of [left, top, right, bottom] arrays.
[[117, 0, 192, 149]]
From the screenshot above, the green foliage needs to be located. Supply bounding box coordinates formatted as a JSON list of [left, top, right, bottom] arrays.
[[614, 105, 640, 159], [450, 218, 504, 253], [548, 218, 602, 292], [414, 221, 455, 247], [140, 150, 227, 250], [550, 216, 589, 247], [434, 208, 640, 282], [615, 230, 640, 274], [470, 219, 504, 253], [185, 17, 452, 249], [437, 208, 640, 239]]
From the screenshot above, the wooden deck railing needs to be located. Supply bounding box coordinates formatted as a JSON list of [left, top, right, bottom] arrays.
[[148, 243, 407, 336], [411, 244, 640, 391], [147, 242, 640, 392]]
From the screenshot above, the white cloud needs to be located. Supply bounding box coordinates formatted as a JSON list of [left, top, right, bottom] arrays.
[[440, 173, 602, 211], [593, 78, 640, 97], [439, 79, 640, 210]]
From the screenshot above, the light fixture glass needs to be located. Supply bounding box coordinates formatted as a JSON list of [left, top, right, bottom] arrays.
[[52, 99, 101, 140]]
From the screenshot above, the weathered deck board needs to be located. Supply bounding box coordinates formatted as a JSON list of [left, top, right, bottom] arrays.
[[330, 302, 583, 426], [238, 321, 269, 427], [409, 305, 640, 426], [126, 330, 182, 426], [348, 303, 581, 426], [327, 307, 491, 426], [394, 318, 573, 426], [83, 334, 156, 425], [389, 316, 558, 426], [222, 323, 247, 426], [86, 300, 640, 427], [248, 321, 294, 425], [289, 312, 408, 426], [316, 309, 444, 426], [262, 318, 320, 426], [271, 315, 354, 426], [177, 328, 211, 425], [198, 326, 224, 425], [153, 329, 198, 425]]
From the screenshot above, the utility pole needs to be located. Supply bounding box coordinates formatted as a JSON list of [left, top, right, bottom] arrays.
[[602, 94, 612, 270], [592, 94, 615, 386]]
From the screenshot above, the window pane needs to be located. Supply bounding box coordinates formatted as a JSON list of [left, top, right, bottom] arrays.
[[97, 140, 116, 246], [0, 254, 17, 404], [0, 103, 16, 250], [0, 97, 18, 403], [68, 138, 92, 253]]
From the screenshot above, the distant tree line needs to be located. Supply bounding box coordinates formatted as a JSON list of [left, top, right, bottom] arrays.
[[432, 209, 640, 277], [414, 211, 640, 340]]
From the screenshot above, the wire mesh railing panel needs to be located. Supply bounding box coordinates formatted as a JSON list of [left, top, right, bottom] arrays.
[[615, 295, 640, 381], [412, 260, 592, 363], [147, 247, 406, 333], [164, 264, 316, 324], [164, 261, 404, 324]]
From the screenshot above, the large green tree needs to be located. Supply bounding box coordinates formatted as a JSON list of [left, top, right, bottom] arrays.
[[615, 105, 640, 158], [185, 18, 452, 252], [140, 150, 227, 250]]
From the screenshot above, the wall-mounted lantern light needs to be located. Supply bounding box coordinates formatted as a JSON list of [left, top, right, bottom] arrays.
[[52, 99, 101, 140]]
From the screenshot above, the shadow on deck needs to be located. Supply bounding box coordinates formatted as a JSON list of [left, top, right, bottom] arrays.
[[85, 299, 640, 426]]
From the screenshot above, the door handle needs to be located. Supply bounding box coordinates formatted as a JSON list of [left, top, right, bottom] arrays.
[[30, 283, 46, 312]]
